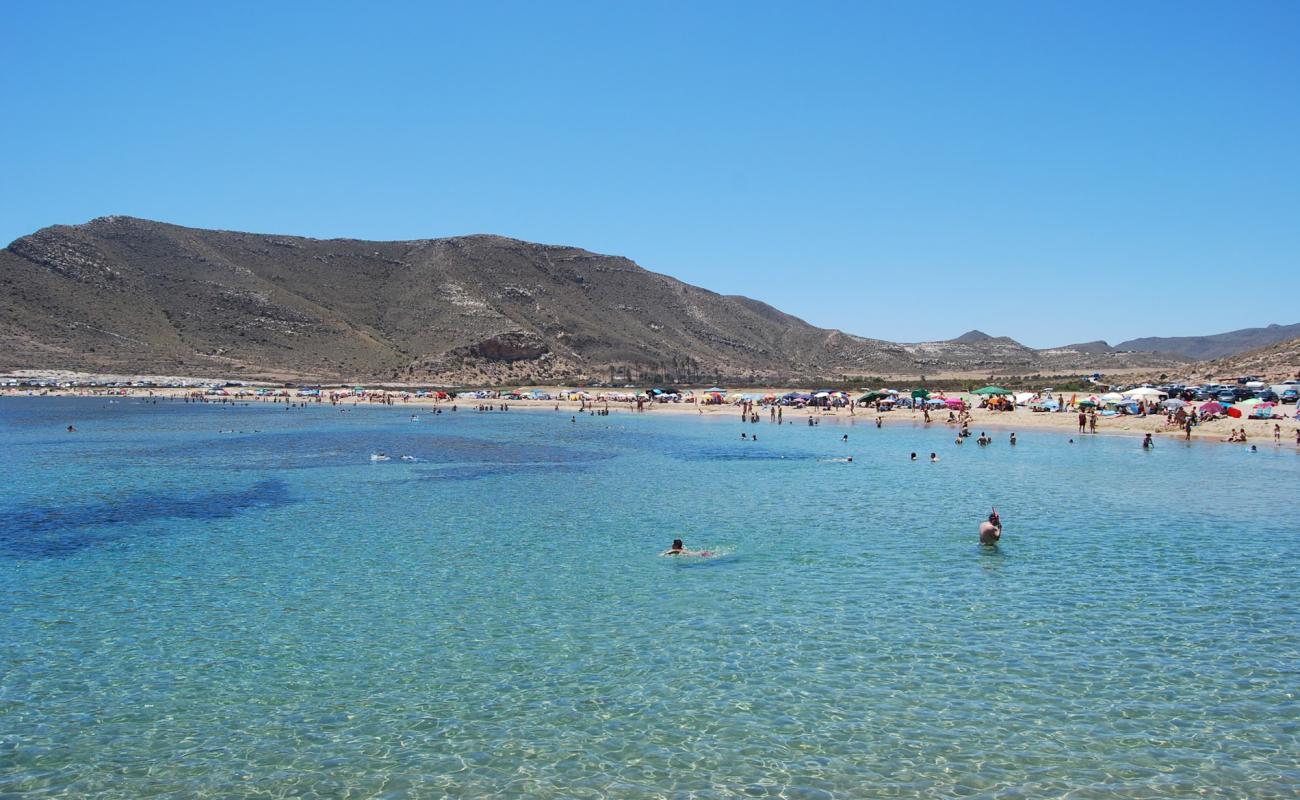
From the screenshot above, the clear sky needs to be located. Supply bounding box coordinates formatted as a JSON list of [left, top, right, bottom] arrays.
[[3, 2, 1296, 347]]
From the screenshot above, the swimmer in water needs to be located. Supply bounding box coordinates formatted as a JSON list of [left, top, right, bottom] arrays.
[[910, 452, 917, 461], [662, 538, 713, 557], [979, 508, 1002, 545], [930, 452, 938, 462]]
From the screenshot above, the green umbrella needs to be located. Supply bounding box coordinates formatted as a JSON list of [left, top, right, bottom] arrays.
[[858, 391, 888, 404], [972, 386, 1012, 396], [911, 389, 929, 399]]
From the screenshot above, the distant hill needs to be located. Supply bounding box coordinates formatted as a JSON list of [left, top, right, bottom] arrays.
[[1057, 341, 1117, 355], [1192, 336, 1300, 383], [1117, 323, 1300, 360], [0, 217, 1187, 383]]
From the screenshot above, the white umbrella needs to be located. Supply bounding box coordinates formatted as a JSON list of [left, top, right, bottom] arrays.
[[1100, 392, 1125, 403], [1124, 387, 1166, 400]]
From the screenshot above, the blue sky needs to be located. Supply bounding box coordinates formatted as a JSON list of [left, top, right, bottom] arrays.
[[3, 2, 1296, 347]]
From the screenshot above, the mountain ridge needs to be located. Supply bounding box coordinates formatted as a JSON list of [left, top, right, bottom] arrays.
[[0, 216, 1189, 383], [1117, 323, 1300, 360]]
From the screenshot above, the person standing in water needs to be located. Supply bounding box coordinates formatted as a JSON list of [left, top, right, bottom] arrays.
[[979, 509, 1002, 545]]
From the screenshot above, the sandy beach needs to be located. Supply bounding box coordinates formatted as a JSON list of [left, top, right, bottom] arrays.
[[6, 385, 1298, 448]]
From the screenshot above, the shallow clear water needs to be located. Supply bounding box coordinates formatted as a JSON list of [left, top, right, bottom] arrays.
[[2, 398, 1298, 798]]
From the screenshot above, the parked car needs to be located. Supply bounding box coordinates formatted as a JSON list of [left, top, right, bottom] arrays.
[[1281, 389, 1299, 404], [1255, 389, 1279, 402]]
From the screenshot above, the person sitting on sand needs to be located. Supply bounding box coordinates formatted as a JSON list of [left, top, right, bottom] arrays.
[[663, 538, 712, 557], [979, 509, 1002, 545]]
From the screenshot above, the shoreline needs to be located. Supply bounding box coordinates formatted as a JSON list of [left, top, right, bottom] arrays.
[[5, 388, 1298, 448]]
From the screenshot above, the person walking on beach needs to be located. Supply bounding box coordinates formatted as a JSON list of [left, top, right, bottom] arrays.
[[1275, 424, 1281, 443]]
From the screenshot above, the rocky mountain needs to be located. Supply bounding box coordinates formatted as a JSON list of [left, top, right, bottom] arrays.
[[0, 217, 1187, 384], [1118, 323, 1300, 360], [1190, 336, 1300, 383]]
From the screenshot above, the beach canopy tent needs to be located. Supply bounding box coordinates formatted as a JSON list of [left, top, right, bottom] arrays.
[[858, 391, 890, 405], [1124, 387, 1167, 400], [972, 386, 1012, 396]]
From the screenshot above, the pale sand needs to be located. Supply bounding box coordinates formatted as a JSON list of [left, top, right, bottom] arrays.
[[6, 386, 1298, 447]]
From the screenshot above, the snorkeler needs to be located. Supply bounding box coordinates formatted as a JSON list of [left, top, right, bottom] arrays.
[[979, 508, 1002, 545], [662, 538, 713, 557]]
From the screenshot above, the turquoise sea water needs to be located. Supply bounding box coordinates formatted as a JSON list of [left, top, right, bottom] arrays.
[[1, 398, 1298, 798]]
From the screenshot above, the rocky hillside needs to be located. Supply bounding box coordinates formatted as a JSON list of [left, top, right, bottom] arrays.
[[1192, 336, 1300, 382], [0, 217, 1186, 383], [1118, 323, 1300, 360]]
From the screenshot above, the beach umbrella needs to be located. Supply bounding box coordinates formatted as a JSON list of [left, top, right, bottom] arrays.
[[1236, 397, 1262, 408], [1199, 401, 1223, 414], [972, 386, 1012, 396], [1160, 398, 1186, 409], [911, 389, 929, 399], [1124, 387, 1166, 400], [1100, 392, 1125, 403], [944, 397, 964, 408], [1077, 399, 1097, 408]]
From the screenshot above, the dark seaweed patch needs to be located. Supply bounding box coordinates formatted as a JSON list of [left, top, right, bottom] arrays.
[[0, 479, 293, 559]]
